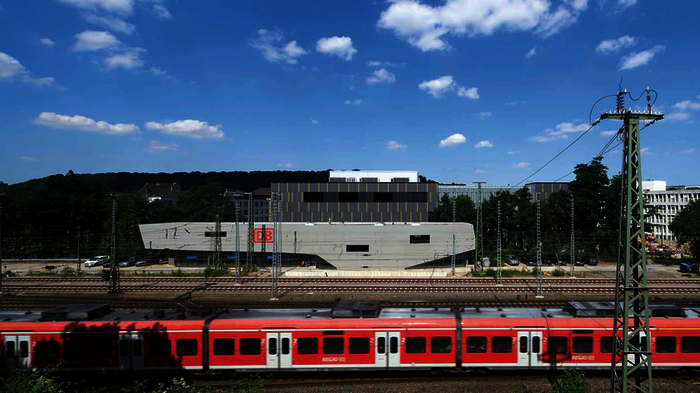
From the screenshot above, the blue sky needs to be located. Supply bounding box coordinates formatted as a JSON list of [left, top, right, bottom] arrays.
[[1, 0, 699, 186]]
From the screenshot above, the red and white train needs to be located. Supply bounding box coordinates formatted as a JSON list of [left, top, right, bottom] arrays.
[[1, 302, 699, 373]]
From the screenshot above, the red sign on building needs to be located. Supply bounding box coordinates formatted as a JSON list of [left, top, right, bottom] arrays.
[[253, 228, 274, 244]]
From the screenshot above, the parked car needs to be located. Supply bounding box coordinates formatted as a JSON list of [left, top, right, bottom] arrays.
[[575, 260, 585, 266], [119, 257, 137, 267], [506, 255, 519, 266], [542, 257, 555, 266], [586, 258, 599, 266], [84, 256, 109, 268], [136, 256, 159, 267], [525, 259, 538, 267]]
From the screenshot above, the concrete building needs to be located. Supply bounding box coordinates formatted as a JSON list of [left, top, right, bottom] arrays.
[[272, 171, 438, 223], [224, 188, 271, 222], [140, 183, 185, 206], [139, 221, 474, 270], [439, 184, 522, 203], [643, 180, 700, 243], [525, 182, 569, 201]]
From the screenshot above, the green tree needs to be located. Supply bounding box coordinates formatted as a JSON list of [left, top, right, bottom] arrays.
[[178, 183, 236, 222], [669, 199, 700, 258], [569, 157, 611, 259]]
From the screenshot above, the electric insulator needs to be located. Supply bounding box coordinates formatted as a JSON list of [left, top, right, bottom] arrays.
[[616, 92, 625, 113]]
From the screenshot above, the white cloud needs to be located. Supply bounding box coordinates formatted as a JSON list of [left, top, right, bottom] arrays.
[[58, 0, 134, 15], [144, 140, 179, 153], [277, 163, 294, 168], [73, 30, 120, 51], [366, 60, 401, 67], [316, 36, 357, 61], [34, 112, 140, 135], [377, 0, 587, 51], [600, 130, 618, 136], [673, 100, 700, 111], [596, 36, 636, 54], [20, 156, 37, 162], [618, 0, 638, 8], [83, 14, 136, 35], [507, 151, 519, 155], [152, 4, 172, 19], [678, 148, 695, 155], [526, 46, 537, 58], [529, 122, 589, 142], [419, 75, 455, 98], [105, 48, 145, 70], [366, 68, 396, 85], [387, 140, 407, 151], [439, 133, 466, 148], [506, 100, 526, 106], [344, 99, 363, 106], [146, 120, 224, 139], [641, 147, 650, 156], [475, 169, 487, 174], [619, 45, 665, 70], [39, 38, 55, 47], [513, 162, 531, 168], [457, 86, 479, 99], [250, 29, 308, 64], [0, 52, 59, 88], [474, 140, 494, 148], [666, 112, 690, 121], [478, 111, 492, 118], [311, 118, 319, 125]]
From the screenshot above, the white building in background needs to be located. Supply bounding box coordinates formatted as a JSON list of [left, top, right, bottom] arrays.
[[643, 180, 700, 243], [329, 170, 419, 183]]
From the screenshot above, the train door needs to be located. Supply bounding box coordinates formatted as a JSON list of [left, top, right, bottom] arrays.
[[3, 335, 31, 370], [517, 332, 542, 368], [266, 333, 291, 370], [118, 334, 144, 371], [374, 332, 400, 368]]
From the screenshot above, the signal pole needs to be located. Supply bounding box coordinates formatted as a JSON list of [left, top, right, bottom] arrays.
[[0, 194, 4, 293], [246, 193, 254, 269], [214, 214, 222, 269], [605, 88, 663, 393], [451, 191, 456, 276], [473, 182, 486, 272], [570, 195, 575, 278], [109, 195, 120, 294], [271, 192, 279, 300], [235, 201, 241, 284], [536, 193, 543, 298], [76, 226, 81, 274], [497, 200, 502, 285]]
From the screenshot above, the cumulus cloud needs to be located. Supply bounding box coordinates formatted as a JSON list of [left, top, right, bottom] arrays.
[[250, 29, 308, 64], [366, 68, 396, 85], [641, 147, 650, 156], [20, 156, 37, 162], [596, 36, 636, 53], [678, 148, 695, 155], [526, 46, 537, 58], [673, 100, 700, 111], [474, 140, 494, 148], [457, 86, 479, 99], [507, 151, 519, 155], [377, 0, 588, 51], [387, 140, 407, 151], [366, 60, 401, 67], [344, 99, 363, 106], [419, 75, 455, 98], [0, 52, 60, 88], [72, 30, 120, 51], [475, 169, 487, 174], [83, 14, 136, 35], [277, 163, 294, 168], [152, 4, 172, 19], [58, 0, 134, 15], [529, 122, 589, 142], [439, 133, 466, 148], [600, 130, 618, 136], [666, 112, 690, 121], [144, 140, 179, 153], [146, 120, 224, 139], [478, 111, 492, 118], [34, 112, 140, 135], [105, 48, 145, 70], [620, 45, 665, 70], [39, 38, 55, 47], [513, 162, 531, 168], [316, 36, 357, 61], [311, 118, 319, 125], [618, 0, 638, 8]]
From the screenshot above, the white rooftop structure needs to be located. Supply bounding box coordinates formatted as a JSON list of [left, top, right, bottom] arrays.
[[642, 180, 667, 192], [329, 170, 418, 183]]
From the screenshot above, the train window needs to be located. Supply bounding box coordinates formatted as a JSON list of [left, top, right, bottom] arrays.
[[548, 337, 568, 354], [35, 341, 59, 359], [466, 337, 487, 353], [681, 337, 700, 353], [133, 340, 143, 357], [519, 337, 528, 353], [148, 339, 172, 357], [282, 338, 290, 355], [240, 338, 262, 355], [19, 341, 29, 358], [269, 338, 277, 355], [492, 337, 512, 353], [431, 337, 451, 354], [600, 337, 613, 353], [120, 340, 129, 357], [64, 340, 86, 358], [324, 338, 344, 354], [214, 339, 235, 355], [298, 338, 318, 355], [377, 337, 386, 354], [390, 337, 398, 354], [90, 340, 113, 358], [532, 337, 541, 353], [349, 337, 370, 354], [573, 337, 593, 353], [176, 339, 198, 356], [656, 337, 676, 353], [405, 337, 426, 354], [6, 341, 15, 358]]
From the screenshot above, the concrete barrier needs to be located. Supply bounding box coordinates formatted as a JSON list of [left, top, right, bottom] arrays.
[[284, 270, 449, 278]]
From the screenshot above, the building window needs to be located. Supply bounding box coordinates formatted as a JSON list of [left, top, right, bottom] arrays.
[[392, 177, 410, 183], [330, 178, 346, 183], [304, 192, 324, 203], [410, 235, 430, 244], [361, 178, 378, 183], [346, 245, 369, 252], [205, 231, 227, 238]]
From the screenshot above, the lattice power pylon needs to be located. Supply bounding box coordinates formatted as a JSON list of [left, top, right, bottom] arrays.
[[451, 190, 456, 276], [235, 201, 241, 284], [497, 200, 502, 285], [604, 88, 663, 393], [271, 192, 281, 299], [571, 194, 575, 278], [109, 196, 120, 294], [214, 214, 222, 269], [473, 182, 486, 272], [535, 193, 542, 298]]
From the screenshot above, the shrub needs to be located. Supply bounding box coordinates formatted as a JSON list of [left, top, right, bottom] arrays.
[[551, 268, 566, 277], [552, 370, 588, 393]]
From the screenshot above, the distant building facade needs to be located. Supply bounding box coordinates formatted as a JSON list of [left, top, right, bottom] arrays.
[[525, 182, 569, 201], [643, 180, 700, 242], [439, 184, 522, 203], [224, 188, 271, 222], [140, 183, 185, 206], [329, 170, 419, 183]]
